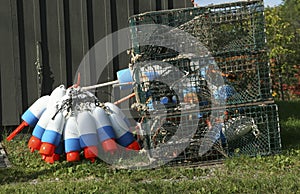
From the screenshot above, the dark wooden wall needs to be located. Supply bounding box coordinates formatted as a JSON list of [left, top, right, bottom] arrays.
[[0, 0, 192, 126]]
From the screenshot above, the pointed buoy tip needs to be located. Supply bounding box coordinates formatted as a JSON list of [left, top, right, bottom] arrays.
[[6, 121, 29, 141]]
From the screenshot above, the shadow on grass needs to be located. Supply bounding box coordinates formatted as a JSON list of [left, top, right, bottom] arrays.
[[276, 101, 300, 150], [0, 166, 54, 185]]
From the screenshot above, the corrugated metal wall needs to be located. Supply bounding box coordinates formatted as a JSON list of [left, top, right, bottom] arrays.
[[0, 0, 192, 126]]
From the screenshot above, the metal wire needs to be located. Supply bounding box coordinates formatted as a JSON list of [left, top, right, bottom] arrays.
[[128, 0, 281, 165]]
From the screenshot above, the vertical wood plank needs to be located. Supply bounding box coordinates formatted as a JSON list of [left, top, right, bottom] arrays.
[[44, 0, 67, 89], [22, 0, 39, 104], [0, 0, 22, 125], [89, 0, 114, 101], [173, 0, 193, 9], [68, 0, 90, 86]]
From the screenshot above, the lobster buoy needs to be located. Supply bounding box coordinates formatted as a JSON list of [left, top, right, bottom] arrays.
[[39, 111, 65, 159], [64, 116, 81, 162], [116, 68, 133, 90], [43, 141, 64, 164], [21, 95, 50, 127], [46, 85, 67, 107], [28, 85, 66, 152], [28, 106, 57, 152], [108, 111, 140, 151], [6, 95, 50, 141], [214, 85, 236, 100], [92, 107, 117, 154], [77, 111, 98, 163], [104, 102, 131, 128]]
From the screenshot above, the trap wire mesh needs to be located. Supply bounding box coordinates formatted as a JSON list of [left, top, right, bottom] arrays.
[[128, 0, 281, 166], [130, 0, 266, 55], [137, 103, 281, 166], [129, 0, 272, 105]]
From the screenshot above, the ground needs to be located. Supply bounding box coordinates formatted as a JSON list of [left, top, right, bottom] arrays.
[[0, 101, 299, 193]]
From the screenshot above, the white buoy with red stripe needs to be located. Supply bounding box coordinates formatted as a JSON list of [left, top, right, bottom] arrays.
[[92, 107, 117, 154], [27, 85, 66, 152], [64, 116, 81, 162], [6, 95, 50, 141], [77, 111, 98, 163]]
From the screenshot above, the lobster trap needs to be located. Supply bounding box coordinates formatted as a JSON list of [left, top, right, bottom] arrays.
[[132, 103, 281, 166], [129, 0, 272, 105], [130, 0, 266, 55], [127, 0, 282, 166]]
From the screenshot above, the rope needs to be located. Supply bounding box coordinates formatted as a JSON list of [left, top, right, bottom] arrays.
[[35, 42, 43, 98], [33, 0, 43, 97]]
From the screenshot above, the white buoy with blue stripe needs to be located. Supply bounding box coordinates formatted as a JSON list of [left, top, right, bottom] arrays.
[[39, 111, 65, 159], [107, 108, 140, 151], [6, 95, 50, 142], [105, 102, 131, 127], [64, 116, 81, 162], [92, 107, 117, 154], [77, 111, 98, 162], [21, 95, 50, 127], [27, 85, 66, 152]]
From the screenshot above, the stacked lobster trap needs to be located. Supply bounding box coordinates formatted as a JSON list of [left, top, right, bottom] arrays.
[[128, 0, 281, 165]]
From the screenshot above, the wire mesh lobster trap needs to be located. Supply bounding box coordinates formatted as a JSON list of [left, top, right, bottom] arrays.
[[130, 103, 281, 166], [129, 0, 272, 105], [127, 0, 281, 166], [129, 0, 266, 55], [171, 103, 280, 165]]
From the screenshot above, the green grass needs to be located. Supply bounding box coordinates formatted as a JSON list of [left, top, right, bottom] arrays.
[[277, 101, 300, 149], [0, 101, 299, 193]]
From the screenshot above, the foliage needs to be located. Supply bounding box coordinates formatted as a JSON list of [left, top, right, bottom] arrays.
[[265, 1, 300, 100]]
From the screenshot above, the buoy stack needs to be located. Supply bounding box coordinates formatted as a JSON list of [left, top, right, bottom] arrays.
[[7, 84, 140, 164]]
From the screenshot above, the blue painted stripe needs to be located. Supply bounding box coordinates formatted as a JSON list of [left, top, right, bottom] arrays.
[[64, 138, 81, 153], [116, 132, 134, 147], [41, 130, 62, 146], [97, 126, 116, 142], [22, 110, 39, 127], [79, 134, 98, 148], [32, 125, 45, 139]]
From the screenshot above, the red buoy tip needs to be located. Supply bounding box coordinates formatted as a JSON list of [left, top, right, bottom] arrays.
[[28, 136, 42, 152], [66, 151, 80, 162], [42, 153, 60, 164], [126, 141, 140, 151], [39, 142, 56, 156], [83, 146, 98, 162], [102, 139, 118, 154]]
